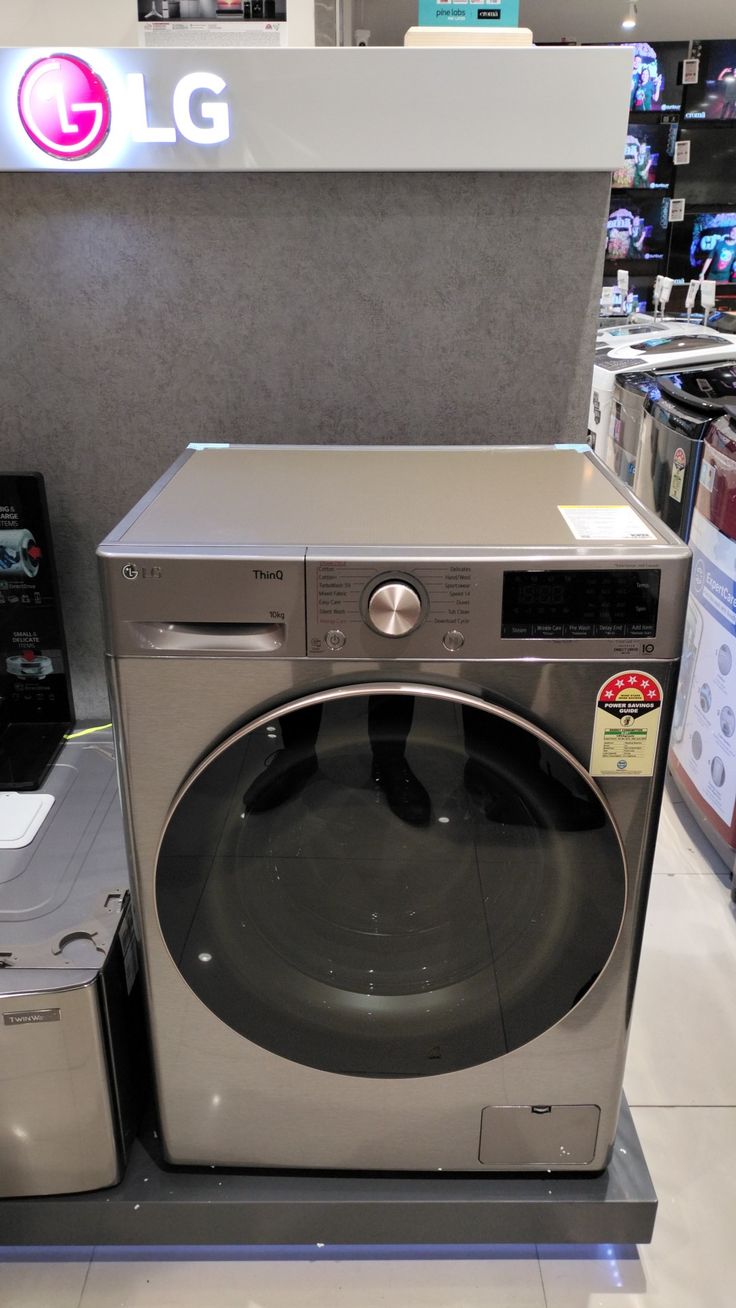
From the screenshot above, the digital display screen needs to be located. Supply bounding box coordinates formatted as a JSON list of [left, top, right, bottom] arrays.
[[668, 206, 736, 281], [671, 129, 736, 204], [624, 41, 688, 113], [612, 122, 677, 190], [0, 472, 74, 788], [684, 41, 736, 121], [605, 194, 670, 271], [501, 570, 661, 640]]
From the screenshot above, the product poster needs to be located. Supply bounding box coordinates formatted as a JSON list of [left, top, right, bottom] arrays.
[[138, 1, 287, 48], [671, 509, 736, 824], [0, 474, 73, 788]]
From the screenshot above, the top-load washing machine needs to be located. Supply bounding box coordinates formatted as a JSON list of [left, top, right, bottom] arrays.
[[589, 329, 736, 461], [98, 445, 690, 1174], [596, 321, 694, 349], [604, 373, 662, 489], [634, 363, 736, 541]]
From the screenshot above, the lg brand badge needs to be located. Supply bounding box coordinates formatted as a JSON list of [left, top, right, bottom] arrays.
[[18, 55, 111, 160], [18, 53, 230, 162]]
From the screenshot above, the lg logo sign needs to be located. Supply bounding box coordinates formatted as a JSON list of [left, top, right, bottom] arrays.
[[18, 55, 111, 160], [18, 53, 230, 162]]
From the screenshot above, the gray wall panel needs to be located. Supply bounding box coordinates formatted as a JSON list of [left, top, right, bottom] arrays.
[[0, 171, 607, 714]]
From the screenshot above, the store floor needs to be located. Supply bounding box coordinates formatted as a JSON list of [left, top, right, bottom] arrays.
[[3, 781, 736, 1308]]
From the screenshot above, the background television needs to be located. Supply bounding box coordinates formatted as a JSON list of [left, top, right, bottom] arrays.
[[604, 194, 670, 274], [684, 41, 736, 122], [668, 206, 736, 282], [612, 121, 677, 191], [672, 128, 736, 204], [624, 41, 688, 114]]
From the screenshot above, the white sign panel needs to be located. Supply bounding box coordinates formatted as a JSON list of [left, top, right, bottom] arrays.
[[138, 0, 287, 48], [0, 45, 632, 172]]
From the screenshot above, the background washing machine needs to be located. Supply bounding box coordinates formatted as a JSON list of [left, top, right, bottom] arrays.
[[595, 321, 703, 349], [588, 330, 736, 461], [99, 445, 690, 1174], [604, 373, 662, 488], [634, 363, 736, 541], [0, 731, 143, 1197]]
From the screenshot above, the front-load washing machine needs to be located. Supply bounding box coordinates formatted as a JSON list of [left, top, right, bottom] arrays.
[[589, 329, 736, 461], [98, 445, 690, 1173]]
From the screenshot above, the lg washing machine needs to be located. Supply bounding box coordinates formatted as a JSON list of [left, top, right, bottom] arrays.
[[99, 445, 690, 1173]]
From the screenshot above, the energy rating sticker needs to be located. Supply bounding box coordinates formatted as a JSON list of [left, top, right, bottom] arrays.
[[590, 670, 663, 778], [669, 446, 687, 504]]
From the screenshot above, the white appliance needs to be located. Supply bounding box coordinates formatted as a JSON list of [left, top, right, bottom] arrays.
[[589, 330, 736, 462], [595, 321, 710, 349], [0, 733, 143, 1197]]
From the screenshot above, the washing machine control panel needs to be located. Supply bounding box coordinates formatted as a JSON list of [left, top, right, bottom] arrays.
[[309, 561, 473, 657], [306, 557, 682, 660]]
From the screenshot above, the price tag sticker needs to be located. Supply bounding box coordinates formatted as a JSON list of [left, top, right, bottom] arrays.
[[674, 140, 691, 165], [669, 198, 686, 223]]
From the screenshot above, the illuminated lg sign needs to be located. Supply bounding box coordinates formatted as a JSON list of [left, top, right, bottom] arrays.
[[18, 55, 111, 160], [17, 54, 230, 161], [126, 72, 230, 146]]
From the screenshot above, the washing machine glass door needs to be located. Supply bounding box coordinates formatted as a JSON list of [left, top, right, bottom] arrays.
[[156, 685, 626, 1078]]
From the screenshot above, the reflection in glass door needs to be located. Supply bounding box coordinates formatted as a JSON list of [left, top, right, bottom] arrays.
[[156, 686, 626, 1077]]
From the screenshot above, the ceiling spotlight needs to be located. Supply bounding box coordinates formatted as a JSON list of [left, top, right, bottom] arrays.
[[622, 2, 637, 29]]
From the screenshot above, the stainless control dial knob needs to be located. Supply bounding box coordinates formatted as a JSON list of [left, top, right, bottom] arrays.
[[367, 581, 423, 637]]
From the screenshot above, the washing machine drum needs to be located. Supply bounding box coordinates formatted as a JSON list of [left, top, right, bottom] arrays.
[[156, 685, 625, 1079]]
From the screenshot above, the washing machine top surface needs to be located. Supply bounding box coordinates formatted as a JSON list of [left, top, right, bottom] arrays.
[[594, 331, 736, 375], [596, 320, 712, 348], [108, 445, 677, 551], [0, 727, 128, 979], [654, 361, 736, 416]]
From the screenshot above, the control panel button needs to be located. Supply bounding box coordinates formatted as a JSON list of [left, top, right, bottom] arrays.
[[367, 581, 423, 638], [325, 629, 346, 650], [442, 629, 465, 652]]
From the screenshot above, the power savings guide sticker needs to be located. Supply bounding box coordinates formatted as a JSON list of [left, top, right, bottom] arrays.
[[590, 670, 663, 777]]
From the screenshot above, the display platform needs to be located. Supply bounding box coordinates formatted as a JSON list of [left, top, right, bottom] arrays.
[[0, 1100, 656, 1246]]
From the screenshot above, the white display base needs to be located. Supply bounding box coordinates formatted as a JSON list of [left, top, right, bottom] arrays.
[[404, 26, 533, 46]]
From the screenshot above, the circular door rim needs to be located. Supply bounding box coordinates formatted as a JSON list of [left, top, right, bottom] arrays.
[[154, 680, 629, 1044]]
